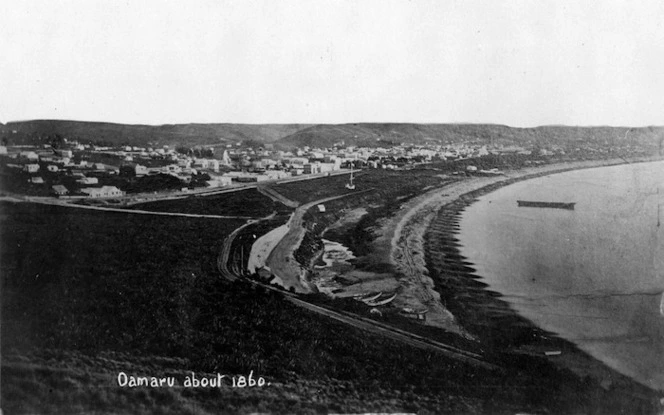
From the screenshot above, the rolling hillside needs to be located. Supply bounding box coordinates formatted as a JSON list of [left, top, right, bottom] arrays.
[[275, 123, 664, 150], [2, 120, 662, 152], [1, 120, 312, 147]]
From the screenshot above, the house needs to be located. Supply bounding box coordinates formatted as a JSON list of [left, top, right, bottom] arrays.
[[19, 151, 39, 161], [177, 159, 192, 168], [120, 164, 148, 177], [193, 158, 209, 169], [77, 177, 99, 185], [30, 176, 44, 184], [80, 186, 125, 198], [205, 176, 233, 187], [257, 158, 277, 169], [303, 163, 321, 175], [265, 170, 290, 180], [58, 149, 73, 158], [23, 164, 40, 173], [0, 146, 7, 155], [51, 185, 69, 196], [288, 157, 309, 166], [318, 162, 338, 173], [193, 158, 219, 172], [160, 164, 182, 174]]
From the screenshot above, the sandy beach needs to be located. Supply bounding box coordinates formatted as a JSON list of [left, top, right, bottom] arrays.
[[257, 156, 660, 336], [366, 157, 661, 333]]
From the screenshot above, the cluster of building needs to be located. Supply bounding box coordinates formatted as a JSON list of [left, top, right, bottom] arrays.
[[0, 136, 581, 199]]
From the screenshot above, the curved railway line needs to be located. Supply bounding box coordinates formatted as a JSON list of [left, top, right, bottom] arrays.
[[216, 187, 502, 371]]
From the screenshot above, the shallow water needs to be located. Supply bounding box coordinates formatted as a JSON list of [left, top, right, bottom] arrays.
[[456, 161, 664, 389]]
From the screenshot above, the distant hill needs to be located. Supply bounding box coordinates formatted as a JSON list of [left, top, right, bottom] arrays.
[[2, 120, 662, 152], [2, 120, 312, 147], [275, 123, 664, 150]]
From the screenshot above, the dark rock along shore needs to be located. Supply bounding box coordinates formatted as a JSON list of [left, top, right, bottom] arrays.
[[423, 173, 660, 412]]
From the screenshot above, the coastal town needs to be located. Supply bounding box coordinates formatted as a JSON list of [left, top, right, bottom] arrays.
[[0, 124, 654, 202], [2, 122, 663, 415]]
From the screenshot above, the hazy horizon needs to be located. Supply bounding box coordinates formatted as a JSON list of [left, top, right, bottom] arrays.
[[2, 118, 662, 130]]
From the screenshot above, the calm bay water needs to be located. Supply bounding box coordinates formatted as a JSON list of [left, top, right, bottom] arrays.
[[457, 161, 664, 390]]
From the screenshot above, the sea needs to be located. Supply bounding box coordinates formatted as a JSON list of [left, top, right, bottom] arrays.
[[457, 160, 664, 390]]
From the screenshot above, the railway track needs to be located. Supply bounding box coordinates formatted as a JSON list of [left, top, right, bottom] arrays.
[[216, 198, 501, 371]]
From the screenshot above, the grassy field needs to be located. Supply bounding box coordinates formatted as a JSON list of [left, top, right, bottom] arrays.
[[1, 202, 658, 414], [270, 167, 454, 205], [130, 188, 292, 217]]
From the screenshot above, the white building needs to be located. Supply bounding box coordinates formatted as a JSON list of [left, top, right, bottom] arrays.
[[20, 151, 39, 161], [24, 164, 40, 173], [51, 185, 69, 196], [206, 176, 233, 187], [193, 158, 219, 172], [80, 186, 125, 198], [265, 170, 290, 180], [303, 163, 321, 174], [318, 162, 339, 173], [77, 177, 99, 185]]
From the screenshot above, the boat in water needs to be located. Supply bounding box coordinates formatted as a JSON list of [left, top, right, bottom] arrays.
[[517, 200, 576, 210]]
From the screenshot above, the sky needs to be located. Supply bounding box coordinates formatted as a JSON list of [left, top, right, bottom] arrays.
[[1, 0, 664, 127]]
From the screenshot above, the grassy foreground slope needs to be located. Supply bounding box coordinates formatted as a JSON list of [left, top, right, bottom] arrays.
[[1, 202, 658, 414]]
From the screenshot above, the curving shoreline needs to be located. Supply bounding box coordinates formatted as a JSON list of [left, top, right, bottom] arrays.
[[383, 156, 664, 393], [385, 157, 662, 335]]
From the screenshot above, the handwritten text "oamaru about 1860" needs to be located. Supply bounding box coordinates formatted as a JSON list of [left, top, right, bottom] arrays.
[[117, 371, 270, 388]]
